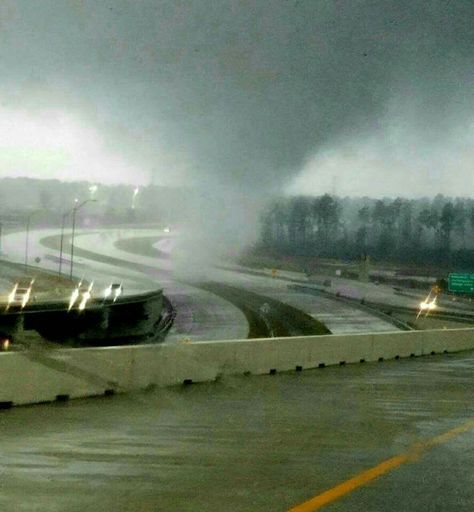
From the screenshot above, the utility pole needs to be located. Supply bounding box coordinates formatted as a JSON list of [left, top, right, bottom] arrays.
[[58, 211, 70, 276], [70, 199, 96, 280], [24, 211, 37, 271]]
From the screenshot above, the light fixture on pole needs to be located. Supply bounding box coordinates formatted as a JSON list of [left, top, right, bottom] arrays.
[[131, 187, 139, 210], [89, 184, 98, 200]]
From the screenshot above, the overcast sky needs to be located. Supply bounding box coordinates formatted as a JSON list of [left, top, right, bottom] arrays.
[[0, 0, 472, 197]]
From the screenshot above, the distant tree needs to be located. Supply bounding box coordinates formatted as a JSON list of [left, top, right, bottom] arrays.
[[355, 205, 370, 254], [289, 197, 311, 250], [470, 206, 474, 230], [260, 206, 275, 247], [261, 201, 288, 248], [371, 200, 396, 258], [440, 201, 456, 256], [358, 205, 371, 224], [256, 194, 474, 268], [398, 200, 414, 258], [371, 200, 387, 235], [39, 189, 53, 210], [453, 201, 467, 249], [273, 202, 289, 248], [390, 197, 403, 252], [313, 194, 340, 254], [418, 206, 439, 249], [432, 193, 446, 212]]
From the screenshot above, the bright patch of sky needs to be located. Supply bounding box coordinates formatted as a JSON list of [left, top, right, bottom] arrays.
[[0, 107, 149, 185], [288, 118, 474, 199]]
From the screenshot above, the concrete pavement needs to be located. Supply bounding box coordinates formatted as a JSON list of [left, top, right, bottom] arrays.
[[0, 350, 472, 511]]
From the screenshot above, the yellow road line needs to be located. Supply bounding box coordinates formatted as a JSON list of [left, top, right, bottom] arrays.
[[288, 418, 474, 512]]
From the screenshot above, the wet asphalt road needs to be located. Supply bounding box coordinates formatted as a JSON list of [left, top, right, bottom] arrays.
[[66, 230, 390, 338], [105, 231, 399, 335], [0, 351, 473, 512]]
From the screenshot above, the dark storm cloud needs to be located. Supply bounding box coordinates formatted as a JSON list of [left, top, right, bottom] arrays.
[[0, 0, 472, 193]]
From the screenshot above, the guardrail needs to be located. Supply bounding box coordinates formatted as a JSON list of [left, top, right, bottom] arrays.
[[0, 327, 473, 408]]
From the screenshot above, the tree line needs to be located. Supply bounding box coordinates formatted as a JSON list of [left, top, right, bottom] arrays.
[[259, 194, 474, 268]]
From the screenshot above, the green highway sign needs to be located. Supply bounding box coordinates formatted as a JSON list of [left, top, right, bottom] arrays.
[[448, 273, 474, 293]]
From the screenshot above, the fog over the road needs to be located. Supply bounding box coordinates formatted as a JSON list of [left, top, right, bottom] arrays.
[[0, 0, 472, 198]]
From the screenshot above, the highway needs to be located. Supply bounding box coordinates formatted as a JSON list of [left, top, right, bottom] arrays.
[[95, 230, 474, 333], [2, 227, 472, 341], [0, 351, 472, 511], [68, 229, 401, 337], [2, 227, 394, 341]]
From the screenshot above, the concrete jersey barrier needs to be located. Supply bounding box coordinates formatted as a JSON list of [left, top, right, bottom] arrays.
[[1, 327, 474, 407]]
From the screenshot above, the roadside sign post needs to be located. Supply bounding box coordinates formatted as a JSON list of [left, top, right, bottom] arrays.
[[448, 273, 474, 294]]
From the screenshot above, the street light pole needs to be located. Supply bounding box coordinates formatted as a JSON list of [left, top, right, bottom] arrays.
[[58, 211, 70, 276], [24, 211, 37, 271], [70, 206, 77, 280], [69, 199, 96, 280]]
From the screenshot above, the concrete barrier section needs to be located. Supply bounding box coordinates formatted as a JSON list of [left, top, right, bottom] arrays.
[[1, 327, 474, 407], [0, 352, 103, 405], [131, 343, 221, 388], [56, 345, 136, 389], [422, 328, 474, 355], [372, 330, 423, 359]]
